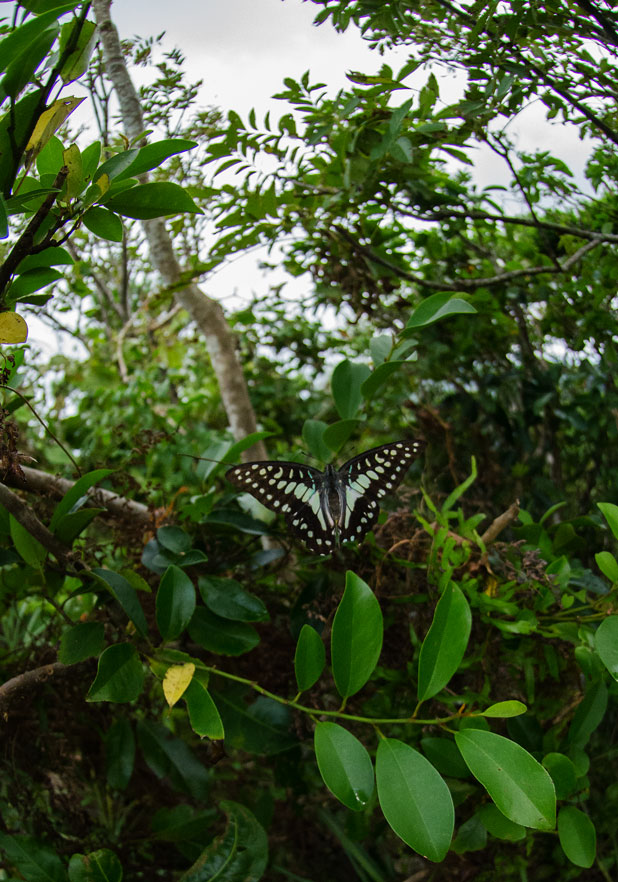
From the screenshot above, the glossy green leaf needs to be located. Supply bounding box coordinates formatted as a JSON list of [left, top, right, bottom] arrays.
[[598, 501, 618, 540], [455, 729, 556, 830], [105, 717, 135, 791], [594, 616, 618, 680], [558, 806, 596, 868], [177, 801, 267, 882], [477, 805, 526, 841], [151, 805, 215, 842], [157, 525, 193, 553], [103, 182, 201, 218], [54, 508, 104, 544], [136, 720, 209, 800], [568, 680, 608, 746], [58, 621, 104, 664], [116, 138, 197, 180], [542, 752, 577, 800], [481, 700, 527, 718], [198, 575, 268, 622], [322, 419, 363, 453], [404, 292, 477, 332], [9, 514, 46, 567], [302, 418, 332, 462], [331, 359, 371, 419], [420, 737, 470, 778], [87, 644, 144, 703], [314, 722, 374, 811], [360, 360, 406, 398], [452, 813, 487, 854], [184, 678, 225, 739], [331, 571, 383, 698], [211, 686, 297, 755], [1, 25, 57, 99], [82, 206, 123, 242], [376, 738, 454, 861], [68, 849, 122, 882], [58, 19, 97, 84], [0, 833, 66, 882], [294, 624, 325, 692], [50, 468, 113, 530], [188, 607, 260, 656], [418, 583, 471, 701], [6, 267, 63, 302], [92, 568, 148, 638], [156, 565, 196, 640]]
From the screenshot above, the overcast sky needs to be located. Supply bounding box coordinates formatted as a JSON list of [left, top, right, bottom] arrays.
[[28, 0, 591, 354]]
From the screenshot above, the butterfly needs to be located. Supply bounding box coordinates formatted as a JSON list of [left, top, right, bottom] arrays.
[[225, 440, 425, 554]]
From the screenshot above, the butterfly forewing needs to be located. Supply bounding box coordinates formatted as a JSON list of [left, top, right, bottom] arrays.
[[225, 461, 335, 553], [337, 440, 426, 544]]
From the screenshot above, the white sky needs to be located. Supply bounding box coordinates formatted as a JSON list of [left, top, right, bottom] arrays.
[[27, 0, 591, 354]]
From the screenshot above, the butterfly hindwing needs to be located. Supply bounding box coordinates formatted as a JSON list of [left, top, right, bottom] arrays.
[[337, 440, 426, 544], [225, 461, 335, 553]]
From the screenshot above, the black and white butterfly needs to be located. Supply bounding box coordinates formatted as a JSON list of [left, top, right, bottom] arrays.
[[226, 440, 425, 554]]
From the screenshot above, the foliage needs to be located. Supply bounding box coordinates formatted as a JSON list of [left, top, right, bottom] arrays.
[[1, 1, 618, 881]]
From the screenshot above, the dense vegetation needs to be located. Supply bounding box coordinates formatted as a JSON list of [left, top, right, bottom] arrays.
[[1, 1, 617, 879]]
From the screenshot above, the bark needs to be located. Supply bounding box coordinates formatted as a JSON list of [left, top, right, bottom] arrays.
[[92, 0, 267, 462]]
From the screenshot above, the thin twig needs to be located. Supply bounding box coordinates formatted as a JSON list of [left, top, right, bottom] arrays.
[[3, 385, 81, 475]]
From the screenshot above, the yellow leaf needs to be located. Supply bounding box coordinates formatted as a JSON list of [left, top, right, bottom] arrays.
[[0, 312, 28, 344], [24, 96, 85, 165], [163, 662, 195, 707]]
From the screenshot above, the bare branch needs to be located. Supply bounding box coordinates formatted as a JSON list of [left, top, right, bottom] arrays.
[[0, 482, 72, 562], [481, 500, 520, 545]]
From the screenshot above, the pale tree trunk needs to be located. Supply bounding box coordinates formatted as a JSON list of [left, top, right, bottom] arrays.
[[92, 0, 267, 463]]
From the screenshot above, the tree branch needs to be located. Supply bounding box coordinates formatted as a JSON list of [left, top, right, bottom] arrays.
[[0, 482, 72, 562]]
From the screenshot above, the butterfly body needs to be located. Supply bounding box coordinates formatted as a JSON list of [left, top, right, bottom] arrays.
[[226, 440, 425, 554]]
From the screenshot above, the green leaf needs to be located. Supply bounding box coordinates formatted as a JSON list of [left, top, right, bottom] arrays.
[[542, 752, 577, 800], [92, 568, 148, 638], [116, 138, 197, 180], [557, 806, 596, 868], [177, 801, 267, 882], [331, 359, 371, 419], [151, 805, 214, 842], [58, 622, 104, 664], [314, 722, 374, 811], [17, 245, 73, 272], [417, 583, 471, 701], [0, 833, 66, 882], [376, 738, 454, 862], [157, 525, 192, 553], [68, 849, 122, 882], [212, 686, 296, 754], [87, 644, 144, 703], [105, 717, 135, 791], [188, 607, 260, 656], [58, 19, 97, 84], [184, 679, 225, 739], [156, 565, 196, 640], [567, 680, 608, 747], [322, 419, 363, 453], [1, 25, 57, 99], [360, 361, 406, 399], [136, 720, 209, 800], [477, 805, 526, 841], [103, 182, 202, 219], [294, 624, 325, 692], [455, 729, 556, 830], [82, 206, 124, 242], [302, 418, 332, 462], [594, 616, 618, 680], [54, 508, 104, 544], [198, 575, 268, 622], [481, 700, 527, 718], [598, 501, 618, 540], [50, 468, 113, 530], [331, 571, 383, 699], [6, 267, 63, 302], [9, 514, 46, 567], [420, 737, 470, 778], [404, 292, 477, 332]]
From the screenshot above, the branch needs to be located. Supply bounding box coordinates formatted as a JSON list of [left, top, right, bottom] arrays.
[[480, 500, 520, 544], [334, 226, 603, 292], [3, 465, 152, 526], [0, 662, 77, 712], [0, 482, 72, 562]]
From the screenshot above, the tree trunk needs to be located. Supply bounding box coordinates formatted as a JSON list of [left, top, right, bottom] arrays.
[[92, 0, 267, 463]]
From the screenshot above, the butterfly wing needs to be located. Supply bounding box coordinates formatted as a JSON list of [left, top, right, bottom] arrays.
[[336, 440, 426, 545], [225, 461, 335, 554]]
